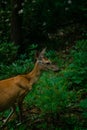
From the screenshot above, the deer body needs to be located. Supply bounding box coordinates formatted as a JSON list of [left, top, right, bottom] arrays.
[[0, 75, 29, 111], [0, 49, 58, 127], [0, 62, 41, 111]]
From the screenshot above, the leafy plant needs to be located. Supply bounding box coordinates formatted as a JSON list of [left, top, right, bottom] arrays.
[[0, 42, 19, 64], [64, 40, 87, 90], [0, 42, 87, 129]]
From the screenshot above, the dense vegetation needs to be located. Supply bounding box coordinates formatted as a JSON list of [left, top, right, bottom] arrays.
[[0, 40, 87, 130], [0, 0, 87, 129]]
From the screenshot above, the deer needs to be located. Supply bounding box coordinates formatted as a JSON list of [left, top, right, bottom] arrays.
[[0, 48, 59, 127]]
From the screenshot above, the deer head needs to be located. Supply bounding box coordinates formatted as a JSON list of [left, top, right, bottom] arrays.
[[36, 48, 59, 72]]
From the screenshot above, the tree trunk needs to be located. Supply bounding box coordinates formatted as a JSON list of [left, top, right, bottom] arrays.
[[11, 0, 23, 45]]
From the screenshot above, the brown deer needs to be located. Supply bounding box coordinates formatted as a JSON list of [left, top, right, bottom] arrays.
[[0, 48, 59, 127]]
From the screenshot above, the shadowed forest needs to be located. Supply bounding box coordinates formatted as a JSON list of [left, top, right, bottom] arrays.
[[0, 0, 87, 130]]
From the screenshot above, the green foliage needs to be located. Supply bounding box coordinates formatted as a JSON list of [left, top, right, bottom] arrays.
[[24, 40, 87, 129], [25, 71, 78, 129], [0, 0, 87, 129], [0, 43, 36, 80], [32, 73, 76, 114], [0, 57, 33, 80], [0, 42, 19, 64], [0, 41, 87, 129], [66, 40, 87, 90], [79, 99, 87, 109]]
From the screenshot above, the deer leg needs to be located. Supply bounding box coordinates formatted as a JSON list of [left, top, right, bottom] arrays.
[[1, 105, 16, 127], [18, 99, 24, 123], [19, 103, 23, 122]]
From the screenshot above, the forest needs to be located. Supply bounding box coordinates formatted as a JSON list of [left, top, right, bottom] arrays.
[[0, 0, 87, 130]]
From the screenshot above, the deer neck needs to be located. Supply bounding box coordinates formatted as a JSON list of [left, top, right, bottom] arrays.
[[26, 62, 41, 85]]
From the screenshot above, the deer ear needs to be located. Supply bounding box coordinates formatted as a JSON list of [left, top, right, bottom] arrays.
[[39, 48, 46, 57]]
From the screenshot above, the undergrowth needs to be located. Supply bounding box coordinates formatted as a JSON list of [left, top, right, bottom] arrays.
[[0, 40, 87, 130]]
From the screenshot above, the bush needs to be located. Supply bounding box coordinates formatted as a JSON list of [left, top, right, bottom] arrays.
[[0, 42, 19, 64], [0, 42, 87, 129], [66, 40, 87, 90], [0, 43, 37, 79], [25, 40, 87, 129], [25, 71, 78, 129]]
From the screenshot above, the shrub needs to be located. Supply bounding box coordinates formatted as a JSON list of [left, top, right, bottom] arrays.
[[0, 42, 19, 64], [25, 71, 78, 129], [0, 57, 33, 80], [25, 40, 87, 129], [0, 42, 87, 129], [68, 40, 87, 90]]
